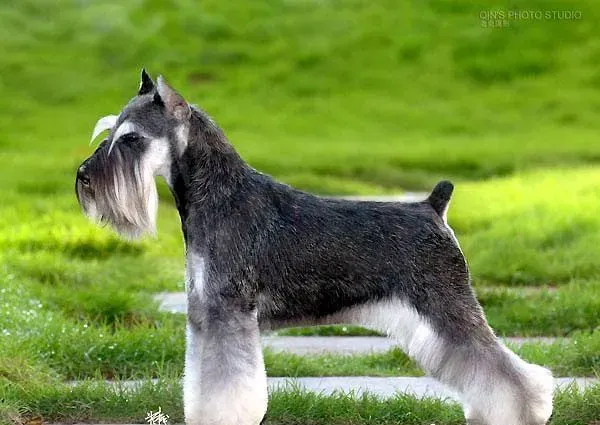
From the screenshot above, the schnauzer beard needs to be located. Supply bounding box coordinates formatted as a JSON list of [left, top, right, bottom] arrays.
[[77, 141, 169, 239]]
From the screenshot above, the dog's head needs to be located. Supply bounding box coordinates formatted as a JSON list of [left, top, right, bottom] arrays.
[[75, 70, 192, 239]]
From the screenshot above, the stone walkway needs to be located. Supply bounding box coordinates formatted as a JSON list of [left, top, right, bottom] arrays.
[[268, 376, 597, 399], [155, 291, 187, 314], [261, 335, 559, 355], [81, 376, 597, 401]]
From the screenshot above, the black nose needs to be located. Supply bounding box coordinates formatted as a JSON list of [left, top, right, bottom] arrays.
[[77, 165, 90, 186]]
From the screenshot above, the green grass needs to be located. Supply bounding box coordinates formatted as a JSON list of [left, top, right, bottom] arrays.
[[479, 281, 600, 336], [0, 271, 185, 381], [2, 0, 600, 192], [265, 348, 423, 378], [2, 380, 599, 425], [2, 0, 600, 421], [516, 331, 600, 378], [453, 167, 600, 286]]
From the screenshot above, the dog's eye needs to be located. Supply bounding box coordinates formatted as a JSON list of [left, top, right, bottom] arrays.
[[120, 132, 140, 142]]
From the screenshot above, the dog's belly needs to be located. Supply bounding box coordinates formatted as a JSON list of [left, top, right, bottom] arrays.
[[255, 278, 392, 331], [257, 304, 349, 331], [257, 293, 411, 332]]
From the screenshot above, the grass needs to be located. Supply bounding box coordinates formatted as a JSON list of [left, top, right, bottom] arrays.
[[264, 348, 423, 378], [2, 0, 600, 421], [1, 380, 599, 425], [2, 0, 600, 192], [478, 281, 600, 336], [453, 168, 600, 286], [516, 331, 600, 377]]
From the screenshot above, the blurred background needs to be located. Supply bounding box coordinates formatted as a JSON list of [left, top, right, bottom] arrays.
[[1, 0, 599, 423]]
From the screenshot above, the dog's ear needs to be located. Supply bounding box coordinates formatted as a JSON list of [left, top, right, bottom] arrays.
[[138, 68, 155, 95], [155, 76, 191, 122]]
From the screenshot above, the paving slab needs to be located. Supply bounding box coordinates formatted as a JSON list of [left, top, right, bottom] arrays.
[[155, 291, 187, 314], [261, 336, 558, 355], [77, 376, 598, 401], [268, 376, 597, 399]]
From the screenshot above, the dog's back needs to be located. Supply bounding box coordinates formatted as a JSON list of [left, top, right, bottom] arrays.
[[254, 177, 467, 329]]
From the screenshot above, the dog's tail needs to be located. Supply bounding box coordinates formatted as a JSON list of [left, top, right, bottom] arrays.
[[427, 180, 454, 218]]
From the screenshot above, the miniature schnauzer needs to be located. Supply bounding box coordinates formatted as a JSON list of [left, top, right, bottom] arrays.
[[76, 70, 553, 425]]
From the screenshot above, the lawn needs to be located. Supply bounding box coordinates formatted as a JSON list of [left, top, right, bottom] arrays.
[[1, 0, 600, 423], [3, 0, 600, 193], [2, 382, 599, 425]]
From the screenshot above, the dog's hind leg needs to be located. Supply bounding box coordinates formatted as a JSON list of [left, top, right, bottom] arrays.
[[338, 294, 553, 425]]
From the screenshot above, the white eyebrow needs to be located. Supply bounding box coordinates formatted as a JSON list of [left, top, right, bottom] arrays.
[[90, 115, 118, 144], [108, 121, 139, 155]]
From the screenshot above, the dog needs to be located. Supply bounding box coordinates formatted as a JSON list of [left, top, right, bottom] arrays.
[[76, 70, 553, 425]]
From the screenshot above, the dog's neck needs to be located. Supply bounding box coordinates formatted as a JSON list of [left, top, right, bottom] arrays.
[[167, 109, 252, 246]]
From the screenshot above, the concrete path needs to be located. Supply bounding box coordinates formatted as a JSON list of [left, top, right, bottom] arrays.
[[83, 376, 598, 401], [261, 336, 559, 355], [155, 291, 187, 314], [268, 376, 597, 399]]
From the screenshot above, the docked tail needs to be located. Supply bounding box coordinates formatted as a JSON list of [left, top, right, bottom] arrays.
[[427, 180, 454, 218]]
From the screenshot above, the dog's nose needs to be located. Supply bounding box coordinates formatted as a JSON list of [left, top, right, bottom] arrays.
[[77, 165, 90, 186]]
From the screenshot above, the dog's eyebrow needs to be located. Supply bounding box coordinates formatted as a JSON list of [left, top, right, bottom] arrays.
[[108, 121, 139, 155], [90, 115, 118, 145]]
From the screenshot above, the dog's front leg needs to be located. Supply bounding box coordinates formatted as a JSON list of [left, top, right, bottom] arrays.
[[184, 304, 268, 425]]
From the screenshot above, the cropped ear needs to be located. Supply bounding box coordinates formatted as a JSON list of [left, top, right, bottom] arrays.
[[138, 68, 155, 95], [155, 75, 191, 121]]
